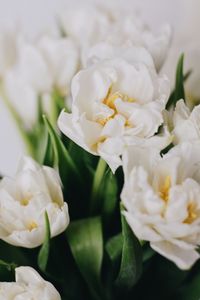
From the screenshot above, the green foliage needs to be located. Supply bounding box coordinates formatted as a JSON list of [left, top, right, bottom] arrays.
[[43, 115, 80, 184], [166, 53, 185, 109], [115, 212, 142, 290], [66, 217, 104, 300], [0, 260, 17, 281], [102, 170, 118, 228], [90, 158, 107, 214], [106, 234, 123, 266], [38, 212, 51, 272]]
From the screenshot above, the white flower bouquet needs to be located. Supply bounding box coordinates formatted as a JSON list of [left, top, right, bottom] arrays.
[[0, 2, 200, 300]]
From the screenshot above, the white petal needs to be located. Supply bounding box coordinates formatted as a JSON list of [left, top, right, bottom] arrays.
[[151, 240, 199, 270]]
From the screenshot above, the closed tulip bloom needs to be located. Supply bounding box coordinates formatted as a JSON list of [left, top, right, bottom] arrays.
[[3, 33, 79, 125]]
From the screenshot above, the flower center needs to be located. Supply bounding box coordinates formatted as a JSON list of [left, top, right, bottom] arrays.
[[184, 201, 198, 224], [27, 221, 38, 231], [96, 86, 135, 126], [159, 176, 171, 203], [20, 197, 31, 206], [20, 193, 32, 206], [159, 177, 198, 224]]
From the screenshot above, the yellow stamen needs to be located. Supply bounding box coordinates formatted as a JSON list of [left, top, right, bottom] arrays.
[[184, 202, 198, 224], [20, 198, 30, 206], [97, 117, 112, 126], [97, 86, 135, 126], [92, 136, 107, 151], [125, 119, 132, 127], [103, 91, 135, 110], [27, 221, 38, 231], [159, 176, 171, 202]]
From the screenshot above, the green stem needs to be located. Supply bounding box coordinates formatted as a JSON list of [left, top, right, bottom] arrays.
[[50, 89, 65, 126], [90, 158, 107, 214], [0, 83, 35, 157], [49, 91, 58, 126]]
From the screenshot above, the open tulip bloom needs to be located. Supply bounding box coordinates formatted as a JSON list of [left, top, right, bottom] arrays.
[[1, 2, 200, 300]]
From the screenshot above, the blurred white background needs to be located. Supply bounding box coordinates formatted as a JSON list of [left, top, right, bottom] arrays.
[[0, 0, 199, 175]]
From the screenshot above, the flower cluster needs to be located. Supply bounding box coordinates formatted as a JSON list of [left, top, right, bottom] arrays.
[[0, 28, 79, 126], [1, 2, 200, 299]]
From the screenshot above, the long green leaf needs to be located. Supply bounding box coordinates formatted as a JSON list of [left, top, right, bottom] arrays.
[[50, 89, 66, 126], [115, 211, 142, 290], [43, 115, 79, 184], [174, 53, 185, 102], [66, 217, 104, 300], [166, 54, 185, 109], [42, 130, 54, 167], [38, 211, 51, 272], [90, 158, 107, 214], [102, 170, 118, 226], [106, 233, 123, 267]]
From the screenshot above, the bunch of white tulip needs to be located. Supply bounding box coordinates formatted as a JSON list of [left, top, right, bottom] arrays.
[[1, 2, 200, 300]]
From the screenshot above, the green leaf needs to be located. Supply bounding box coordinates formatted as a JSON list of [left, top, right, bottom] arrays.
[[68, 141, 97, 176], [90, 158, 107, 214], [0, 259, 17, 272], [0, 259, 17, 281], [42, 130, 54, 167], [174, 270, 200, 300], [50, 89, 66, 126], [174, 53, 185, 101], [166, 54, 185, 109], [106, 233, 123, 267], [102, 170, 118, 225], [142, 243, 156, 262], [160, 142, 174, 157], [31, 122, 49, 164], [115, 211, 142, 290], [38, 211, 51, 272], [43, 115, 79, 184], [66, 217, 104, 300]]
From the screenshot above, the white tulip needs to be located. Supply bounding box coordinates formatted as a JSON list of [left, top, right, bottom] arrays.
[[5, 34, 79, 95], [172, 99, 200, 144], [0, 266, 61, 299], [83, 43, 155, 69], [121, 142, 200, 269], [106, 12, 171, 72], [0, 156, 69, 248], [59, 4, 110, 47], [140, 24, 172, 72], [58, 57, 170, 173], [37, 35, 79, 95], [60, 3, 171, 71], [3, 33, 79, 125]]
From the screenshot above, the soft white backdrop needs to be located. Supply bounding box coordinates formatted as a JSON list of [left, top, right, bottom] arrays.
[[0, 0, 199, 175]]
